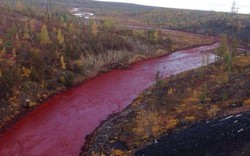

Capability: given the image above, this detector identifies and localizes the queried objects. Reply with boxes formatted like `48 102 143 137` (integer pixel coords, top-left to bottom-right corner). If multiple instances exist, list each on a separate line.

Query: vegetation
82 55 250 155
0 1 213 130
1 0 249 45
39 0 250 46
0 0 249 155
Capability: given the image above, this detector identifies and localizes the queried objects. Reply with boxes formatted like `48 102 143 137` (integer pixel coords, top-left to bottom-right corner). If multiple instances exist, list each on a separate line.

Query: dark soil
136 112 250 156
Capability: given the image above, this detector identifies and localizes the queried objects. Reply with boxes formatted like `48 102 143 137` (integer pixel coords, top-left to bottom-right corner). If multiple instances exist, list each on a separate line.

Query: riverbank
0 0 223 139
0 23 214 133
81 54 250 155
0 43 218 155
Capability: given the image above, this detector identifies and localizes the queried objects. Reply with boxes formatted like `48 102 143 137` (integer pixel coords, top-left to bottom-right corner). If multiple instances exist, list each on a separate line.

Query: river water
0 43 218 156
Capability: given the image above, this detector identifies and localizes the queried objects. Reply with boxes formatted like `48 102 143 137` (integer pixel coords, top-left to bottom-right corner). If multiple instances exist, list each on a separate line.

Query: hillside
81 54 250 155
1 0 250 45
0 3 214 131
70 0 250 45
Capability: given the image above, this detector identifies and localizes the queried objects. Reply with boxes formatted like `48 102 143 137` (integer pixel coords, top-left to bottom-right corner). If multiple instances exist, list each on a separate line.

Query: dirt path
0 44 218 156
136 112 250 156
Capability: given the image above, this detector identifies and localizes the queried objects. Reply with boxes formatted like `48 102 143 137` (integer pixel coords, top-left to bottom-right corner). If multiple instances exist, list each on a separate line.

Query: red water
0 43 218 156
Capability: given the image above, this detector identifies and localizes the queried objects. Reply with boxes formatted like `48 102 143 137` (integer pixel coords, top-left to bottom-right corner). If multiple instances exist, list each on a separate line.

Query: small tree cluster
147 29 158 42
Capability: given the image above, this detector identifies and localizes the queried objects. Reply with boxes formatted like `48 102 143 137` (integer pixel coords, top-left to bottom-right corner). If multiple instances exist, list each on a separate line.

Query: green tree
102 19 113 29
217 35 237 82
216 35 229 61
152 30 158 42
227 37 238 81
231 37 238 59
147 29 158 42
0 64 21 98
7 24 17 39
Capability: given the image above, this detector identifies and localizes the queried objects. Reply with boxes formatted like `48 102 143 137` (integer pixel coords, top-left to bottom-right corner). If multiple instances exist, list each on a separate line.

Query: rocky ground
81 55 250 156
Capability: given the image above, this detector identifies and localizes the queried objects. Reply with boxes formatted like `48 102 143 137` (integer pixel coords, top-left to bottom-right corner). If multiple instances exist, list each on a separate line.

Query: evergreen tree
227 37 238 82
216 35 229 61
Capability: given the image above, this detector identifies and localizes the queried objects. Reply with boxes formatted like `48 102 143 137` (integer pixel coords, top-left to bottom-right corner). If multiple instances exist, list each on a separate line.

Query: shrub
199 83 207 102
115 29 133 37
0 63 21 98
243 99 250 105
207 105 220 118
64 72 74 87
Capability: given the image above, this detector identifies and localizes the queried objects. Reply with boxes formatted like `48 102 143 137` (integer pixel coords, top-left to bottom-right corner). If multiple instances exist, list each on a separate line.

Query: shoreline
80 53 249 155
80 43 219 155
0 42 216 134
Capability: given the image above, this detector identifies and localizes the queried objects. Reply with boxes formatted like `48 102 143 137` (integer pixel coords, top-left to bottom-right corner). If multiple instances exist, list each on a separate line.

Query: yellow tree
39 24 51 44
2 47 6 54
59 55 66 69
22 67 31 78
15 34 21 49
133 110 162 138
153 30 158 42
30 19 36 33
16 0 24 11
90 20 98 37
68 23 74 32
57 29 64 44
147 29 158 42
23 22 30 39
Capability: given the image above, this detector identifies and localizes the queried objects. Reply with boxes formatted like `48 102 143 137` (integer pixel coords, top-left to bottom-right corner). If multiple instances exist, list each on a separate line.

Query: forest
0 0 249 155
0 0 216 130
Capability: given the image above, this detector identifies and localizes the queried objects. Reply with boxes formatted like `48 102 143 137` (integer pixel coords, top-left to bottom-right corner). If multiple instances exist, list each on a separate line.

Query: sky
97 0 250 14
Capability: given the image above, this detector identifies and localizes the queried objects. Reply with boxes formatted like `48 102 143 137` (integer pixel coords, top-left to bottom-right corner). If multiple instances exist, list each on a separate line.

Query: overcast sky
97 0 250 14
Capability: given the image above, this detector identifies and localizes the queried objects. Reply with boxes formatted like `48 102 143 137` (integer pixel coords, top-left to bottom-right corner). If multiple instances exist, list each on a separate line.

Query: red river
0 43 218 156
